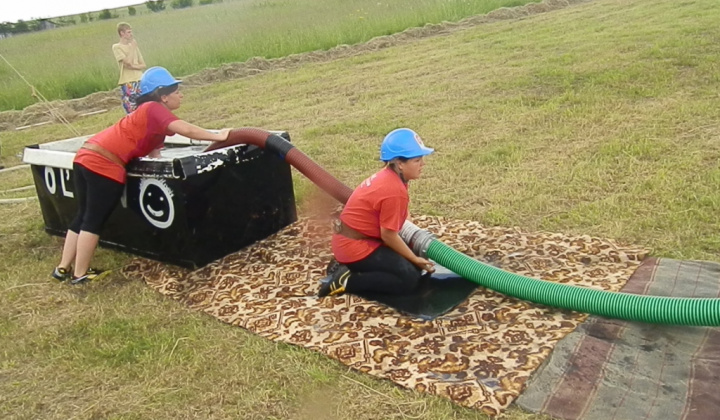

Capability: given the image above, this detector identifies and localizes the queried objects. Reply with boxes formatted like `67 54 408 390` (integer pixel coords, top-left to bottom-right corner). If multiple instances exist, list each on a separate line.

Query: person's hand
217 128 231 141
413 257 435 273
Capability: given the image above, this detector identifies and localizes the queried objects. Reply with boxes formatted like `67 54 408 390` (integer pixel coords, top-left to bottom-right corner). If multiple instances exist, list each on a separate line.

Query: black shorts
68 163 124 235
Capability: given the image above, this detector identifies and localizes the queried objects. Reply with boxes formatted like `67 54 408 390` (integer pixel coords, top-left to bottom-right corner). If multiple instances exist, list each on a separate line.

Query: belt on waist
81 143 125 167
333 219 377 241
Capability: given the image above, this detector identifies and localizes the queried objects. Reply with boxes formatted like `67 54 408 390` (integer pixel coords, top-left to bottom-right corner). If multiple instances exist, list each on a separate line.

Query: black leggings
68 163 124 235
345 246 423 295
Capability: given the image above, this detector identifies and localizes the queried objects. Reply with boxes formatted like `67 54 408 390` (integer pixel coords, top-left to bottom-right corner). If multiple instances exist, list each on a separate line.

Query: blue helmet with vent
380 128 434 162
140 67 181 96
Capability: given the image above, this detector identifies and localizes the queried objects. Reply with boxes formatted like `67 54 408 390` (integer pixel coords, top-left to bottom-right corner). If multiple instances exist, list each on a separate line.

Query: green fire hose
400 223 720 326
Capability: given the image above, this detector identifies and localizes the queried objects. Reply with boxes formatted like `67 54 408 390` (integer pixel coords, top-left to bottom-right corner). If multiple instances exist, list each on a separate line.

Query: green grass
1 0 720 418
0 0 538 111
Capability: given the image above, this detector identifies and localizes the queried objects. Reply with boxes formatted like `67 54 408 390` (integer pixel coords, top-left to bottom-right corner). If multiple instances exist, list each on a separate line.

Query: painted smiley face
138 179 175 229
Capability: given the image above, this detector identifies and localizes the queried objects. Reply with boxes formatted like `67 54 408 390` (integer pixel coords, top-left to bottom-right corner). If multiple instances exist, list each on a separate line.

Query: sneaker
326 258 341 276
87 267 106 276
51 267 71 282
52 267 106 282
318 265 351 297
70 269 110 285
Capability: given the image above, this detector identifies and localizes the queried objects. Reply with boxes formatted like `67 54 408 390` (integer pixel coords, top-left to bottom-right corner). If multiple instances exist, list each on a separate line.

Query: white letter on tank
60 169 74 198
44 167 57 195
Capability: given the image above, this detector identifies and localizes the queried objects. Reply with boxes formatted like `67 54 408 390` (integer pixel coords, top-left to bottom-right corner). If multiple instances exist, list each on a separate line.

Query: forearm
122 46 146 70
121 58 144 71
381 227 434 272
381 230 418 264
180 125 225 142
168 120 227 142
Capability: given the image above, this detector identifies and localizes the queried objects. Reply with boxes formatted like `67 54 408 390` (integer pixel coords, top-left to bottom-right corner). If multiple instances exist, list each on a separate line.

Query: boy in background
112 22 147 113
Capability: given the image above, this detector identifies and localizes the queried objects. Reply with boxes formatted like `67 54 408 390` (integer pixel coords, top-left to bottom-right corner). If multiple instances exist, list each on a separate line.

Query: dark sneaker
70 269 110 285
87 267 106 276
318 265 350 297
51 267 71 282
326 258 341 276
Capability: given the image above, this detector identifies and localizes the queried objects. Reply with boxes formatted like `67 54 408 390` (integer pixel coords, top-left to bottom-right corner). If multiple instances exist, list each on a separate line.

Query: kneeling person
319 128 435 297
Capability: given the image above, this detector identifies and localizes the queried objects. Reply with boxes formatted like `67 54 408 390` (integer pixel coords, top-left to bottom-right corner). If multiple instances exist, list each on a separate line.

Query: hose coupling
399 221 436 258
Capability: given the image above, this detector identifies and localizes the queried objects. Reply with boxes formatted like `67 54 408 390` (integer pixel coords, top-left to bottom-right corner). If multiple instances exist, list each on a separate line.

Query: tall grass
0 0 538 111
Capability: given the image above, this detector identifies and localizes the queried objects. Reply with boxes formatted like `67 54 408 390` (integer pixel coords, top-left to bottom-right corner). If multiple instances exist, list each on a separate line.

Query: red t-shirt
74 101 178 183
331 167 409 263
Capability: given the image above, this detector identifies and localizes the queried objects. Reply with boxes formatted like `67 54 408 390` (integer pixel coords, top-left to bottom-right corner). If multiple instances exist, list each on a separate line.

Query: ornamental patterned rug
121 215 648 416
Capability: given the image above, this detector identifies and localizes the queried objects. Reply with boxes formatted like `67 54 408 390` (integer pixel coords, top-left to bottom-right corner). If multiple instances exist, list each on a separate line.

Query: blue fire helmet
380 128 434 162
140 66 182 96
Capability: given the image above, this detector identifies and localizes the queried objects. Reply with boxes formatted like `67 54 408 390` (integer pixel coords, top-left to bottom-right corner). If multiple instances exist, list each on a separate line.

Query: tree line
0 0 218 38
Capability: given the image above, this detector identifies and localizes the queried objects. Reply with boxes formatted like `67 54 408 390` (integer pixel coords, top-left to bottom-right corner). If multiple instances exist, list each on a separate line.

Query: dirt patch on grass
0 90 120 132
0 0 588 132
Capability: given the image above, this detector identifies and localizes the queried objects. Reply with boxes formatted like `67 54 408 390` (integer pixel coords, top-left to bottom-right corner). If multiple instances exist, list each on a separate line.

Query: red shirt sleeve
145 102 179 136
378 196 408 232
132 102 179 157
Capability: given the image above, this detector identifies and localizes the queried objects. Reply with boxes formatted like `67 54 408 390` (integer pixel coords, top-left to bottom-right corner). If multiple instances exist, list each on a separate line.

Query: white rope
0 53 81 137
0 197 36 204
0 164 30 173
1 185 33 193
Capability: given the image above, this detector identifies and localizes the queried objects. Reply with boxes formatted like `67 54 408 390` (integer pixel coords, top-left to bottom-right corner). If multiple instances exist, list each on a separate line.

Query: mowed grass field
0 0 536 111
1 0 720 419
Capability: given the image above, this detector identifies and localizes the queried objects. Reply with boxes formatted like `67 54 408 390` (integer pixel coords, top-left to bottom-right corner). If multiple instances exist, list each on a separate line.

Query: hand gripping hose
208 128 720 326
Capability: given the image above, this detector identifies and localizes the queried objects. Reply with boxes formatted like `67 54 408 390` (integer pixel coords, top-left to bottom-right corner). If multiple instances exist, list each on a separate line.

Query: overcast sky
1 0 142 23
